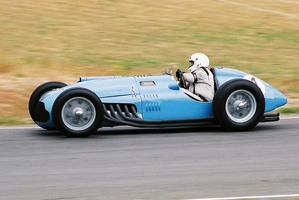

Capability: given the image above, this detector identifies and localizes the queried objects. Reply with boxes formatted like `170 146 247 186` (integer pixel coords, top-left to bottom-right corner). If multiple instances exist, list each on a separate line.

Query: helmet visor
189 61 194 67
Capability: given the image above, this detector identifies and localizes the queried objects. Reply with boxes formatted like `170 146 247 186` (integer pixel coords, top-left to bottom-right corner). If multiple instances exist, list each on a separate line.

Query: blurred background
0 0 298 124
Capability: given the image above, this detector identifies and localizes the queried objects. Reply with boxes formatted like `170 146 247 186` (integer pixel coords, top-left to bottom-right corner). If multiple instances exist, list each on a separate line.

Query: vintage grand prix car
29 67 287 137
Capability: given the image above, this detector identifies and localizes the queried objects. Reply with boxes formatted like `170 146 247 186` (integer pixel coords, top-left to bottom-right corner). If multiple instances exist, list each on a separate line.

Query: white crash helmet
188 53 210 73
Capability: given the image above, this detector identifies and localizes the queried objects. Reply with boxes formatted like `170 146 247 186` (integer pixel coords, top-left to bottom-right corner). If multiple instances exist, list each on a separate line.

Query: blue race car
29 67 287 137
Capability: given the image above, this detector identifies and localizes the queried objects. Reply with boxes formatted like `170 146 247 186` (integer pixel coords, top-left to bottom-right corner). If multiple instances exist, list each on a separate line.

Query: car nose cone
273 88 287 107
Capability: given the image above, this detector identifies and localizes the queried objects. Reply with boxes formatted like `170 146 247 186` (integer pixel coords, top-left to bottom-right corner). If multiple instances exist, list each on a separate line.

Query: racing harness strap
191 67 210 101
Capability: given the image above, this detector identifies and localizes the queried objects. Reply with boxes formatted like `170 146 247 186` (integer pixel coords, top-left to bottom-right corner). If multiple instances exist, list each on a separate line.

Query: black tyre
52 88 104 137
212 79 265 131
29 81 67 122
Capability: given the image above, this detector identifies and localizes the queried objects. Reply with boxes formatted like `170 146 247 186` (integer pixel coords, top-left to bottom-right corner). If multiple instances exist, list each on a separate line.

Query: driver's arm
183 73 195 83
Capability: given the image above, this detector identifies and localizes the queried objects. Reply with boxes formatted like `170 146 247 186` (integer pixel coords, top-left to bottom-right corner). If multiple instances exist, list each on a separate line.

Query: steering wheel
176 69 187 89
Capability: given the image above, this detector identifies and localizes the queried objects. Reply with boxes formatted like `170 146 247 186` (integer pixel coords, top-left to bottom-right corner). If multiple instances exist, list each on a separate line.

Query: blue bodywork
36 67 287 130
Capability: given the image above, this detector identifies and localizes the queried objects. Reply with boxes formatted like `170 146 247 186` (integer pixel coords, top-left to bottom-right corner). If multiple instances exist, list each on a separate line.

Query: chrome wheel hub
61 97 96 131
226 90 257 123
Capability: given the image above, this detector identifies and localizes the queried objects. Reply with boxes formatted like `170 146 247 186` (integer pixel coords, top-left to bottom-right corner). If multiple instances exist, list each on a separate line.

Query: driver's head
188 53 209 73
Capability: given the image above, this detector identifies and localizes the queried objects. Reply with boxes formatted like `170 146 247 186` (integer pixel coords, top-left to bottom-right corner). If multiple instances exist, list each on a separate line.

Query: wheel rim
225 89 257 123
61 97 96 131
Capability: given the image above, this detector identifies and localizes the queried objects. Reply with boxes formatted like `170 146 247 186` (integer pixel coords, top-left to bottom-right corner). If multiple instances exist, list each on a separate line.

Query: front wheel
52 88 104 137
212 79 265 131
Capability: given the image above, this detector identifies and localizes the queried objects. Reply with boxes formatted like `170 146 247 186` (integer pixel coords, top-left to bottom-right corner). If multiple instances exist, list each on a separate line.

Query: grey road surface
0 117 299 200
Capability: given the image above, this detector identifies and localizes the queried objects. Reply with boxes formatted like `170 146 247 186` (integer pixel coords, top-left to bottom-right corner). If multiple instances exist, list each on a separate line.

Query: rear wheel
52 88 104 137
29 81 67 123
212 79 265 131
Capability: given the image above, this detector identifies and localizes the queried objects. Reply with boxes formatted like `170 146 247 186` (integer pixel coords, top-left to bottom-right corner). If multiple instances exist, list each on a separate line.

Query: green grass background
0 0 298 124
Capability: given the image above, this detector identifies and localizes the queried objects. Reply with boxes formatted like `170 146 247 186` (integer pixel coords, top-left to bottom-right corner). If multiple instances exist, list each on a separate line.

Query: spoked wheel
52 88 104 137
212 79 265 131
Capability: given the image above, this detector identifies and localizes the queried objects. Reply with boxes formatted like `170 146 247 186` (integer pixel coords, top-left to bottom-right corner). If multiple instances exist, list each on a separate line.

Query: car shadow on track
31 123 279 138
31 125 224 138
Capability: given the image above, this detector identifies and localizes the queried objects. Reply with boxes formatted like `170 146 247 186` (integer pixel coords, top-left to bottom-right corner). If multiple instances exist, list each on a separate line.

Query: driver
177 53 214 101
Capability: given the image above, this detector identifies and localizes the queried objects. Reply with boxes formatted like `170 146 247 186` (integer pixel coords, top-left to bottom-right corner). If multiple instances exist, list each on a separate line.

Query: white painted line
218 0 299 20
183 194 299 200
280 115 299 120
0 125 40 130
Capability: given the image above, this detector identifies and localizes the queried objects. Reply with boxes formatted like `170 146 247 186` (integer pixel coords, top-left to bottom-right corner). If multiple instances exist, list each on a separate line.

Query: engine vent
103 103 140 121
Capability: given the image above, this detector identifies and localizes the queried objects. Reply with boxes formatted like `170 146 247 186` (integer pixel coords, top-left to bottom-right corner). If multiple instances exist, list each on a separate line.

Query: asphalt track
0 116 299 200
